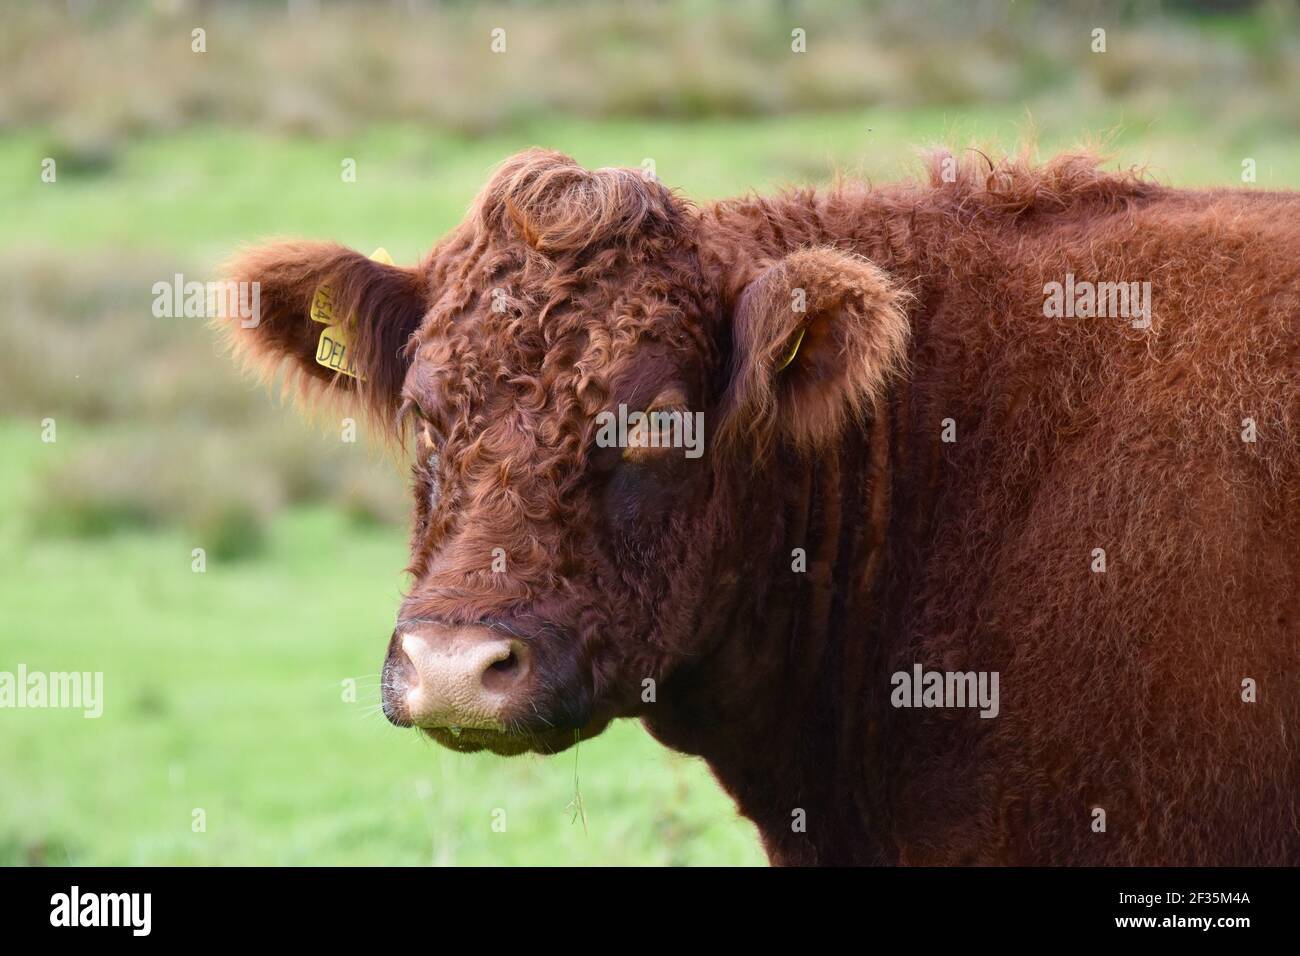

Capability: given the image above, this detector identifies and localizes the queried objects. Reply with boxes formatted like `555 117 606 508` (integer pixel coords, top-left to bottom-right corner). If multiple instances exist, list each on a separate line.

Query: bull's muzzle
381 622 530 731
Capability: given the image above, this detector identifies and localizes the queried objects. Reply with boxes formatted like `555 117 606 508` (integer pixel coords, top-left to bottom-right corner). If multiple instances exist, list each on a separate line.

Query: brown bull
221 149 1299 865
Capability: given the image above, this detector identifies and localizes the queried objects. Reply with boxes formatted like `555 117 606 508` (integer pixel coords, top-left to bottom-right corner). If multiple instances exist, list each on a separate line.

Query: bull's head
221 149 908 756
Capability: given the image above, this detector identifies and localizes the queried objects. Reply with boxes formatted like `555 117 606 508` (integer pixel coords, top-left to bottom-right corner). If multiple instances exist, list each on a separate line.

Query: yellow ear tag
777 327 806 371
315 323 360 379
311 246 393 380
309 285 338 325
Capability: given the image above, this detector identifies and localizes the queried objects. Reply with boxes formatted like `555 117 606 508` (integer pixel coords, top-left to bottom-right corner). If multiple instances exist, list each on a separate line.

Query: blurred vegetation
4 0 1298 141
1 0 1297 865
0 251 407 558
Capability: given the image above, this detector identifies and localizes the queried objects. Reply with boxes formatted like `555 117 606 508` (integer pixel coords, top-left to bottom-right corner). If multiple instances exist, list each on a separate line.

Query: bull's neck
648 188 934 864
644 407 906 864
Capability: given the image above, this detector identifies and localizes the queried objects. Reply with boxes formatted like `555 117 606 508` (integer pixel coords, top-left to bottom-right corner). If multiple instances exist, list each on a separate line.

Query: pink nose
382 623 530 730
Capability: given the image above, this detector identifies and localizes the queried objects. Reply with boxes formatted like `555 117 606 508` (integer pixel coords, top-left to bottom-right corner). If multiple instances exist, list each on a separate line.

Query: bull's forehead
407 325 704 465
405 230 713 445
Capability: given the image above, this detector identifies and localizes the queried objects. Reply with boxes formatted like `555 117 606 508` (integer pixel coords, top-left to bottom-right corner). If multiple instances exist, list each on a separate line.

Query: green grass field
2 102 1296 865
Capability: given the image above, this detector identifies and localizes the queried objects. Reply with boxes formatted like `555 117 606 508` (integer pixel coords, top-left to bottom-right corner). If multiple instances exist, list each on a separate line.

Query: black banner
0 866 1282 940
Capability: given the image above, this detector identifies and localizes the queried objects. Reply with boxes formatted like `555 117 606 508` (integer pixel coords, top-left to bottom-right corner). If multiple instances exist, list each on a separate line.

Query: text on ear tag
316 323 360 379
310 246 391 380
310 285 338 325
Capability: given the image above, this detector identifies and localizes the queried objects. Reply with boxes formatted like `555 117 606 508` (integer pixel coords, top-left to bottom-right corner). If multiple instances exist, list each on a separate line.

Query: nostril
391 646 419 687
481 642 528 693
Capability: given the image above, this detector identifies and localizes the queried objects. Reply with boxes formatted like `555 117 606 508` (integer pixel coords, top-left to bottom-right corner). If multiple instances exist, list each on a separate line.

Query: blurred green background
2 0 1297 865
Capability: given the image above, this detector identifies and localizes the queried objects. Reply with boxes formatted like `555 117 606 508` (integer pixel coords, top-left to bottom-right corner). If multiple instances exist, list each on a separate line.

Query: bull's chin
420 718 610 756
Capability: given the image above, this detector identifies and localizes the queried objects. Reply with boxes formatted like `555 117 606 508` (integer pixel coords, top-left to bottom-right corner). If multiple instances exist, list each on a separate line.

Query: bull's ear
217 240 427 425
716 248 910 459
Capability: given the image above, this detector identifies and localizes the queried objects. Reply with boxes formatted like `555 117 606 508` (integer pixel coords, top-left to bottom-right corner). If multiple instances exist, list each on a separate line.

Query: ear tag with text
309 285 338 325
310 247 393 380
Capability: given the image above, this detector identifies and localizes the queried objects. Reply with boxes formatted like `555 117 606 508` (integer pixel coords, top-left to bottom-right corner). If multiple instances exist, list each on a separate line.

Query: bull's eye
623 403 690 461
621 387 695 466
404 398 444 446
